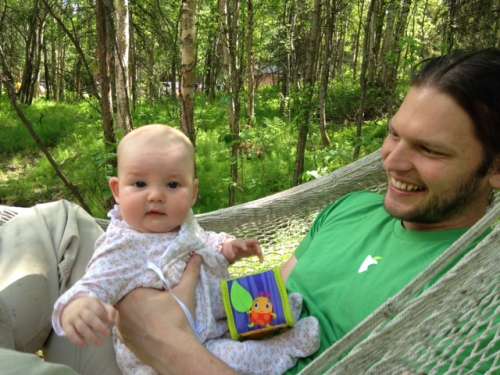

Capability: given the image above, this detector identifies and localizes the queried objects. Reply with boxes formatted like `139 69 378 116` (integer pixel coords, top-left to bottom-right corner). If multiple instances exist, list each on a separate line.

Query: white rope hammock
1 150 498 374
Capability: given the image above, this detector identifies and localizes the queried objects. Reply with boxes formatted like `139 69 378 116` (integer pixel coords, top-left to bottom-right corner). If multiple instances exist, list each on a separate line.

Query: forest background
0 0 499 218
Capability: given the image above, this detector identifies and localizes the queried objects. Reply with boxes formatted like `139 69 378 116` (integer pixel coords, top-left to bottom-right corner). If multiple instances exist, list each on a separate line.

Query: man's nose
382 139 413 172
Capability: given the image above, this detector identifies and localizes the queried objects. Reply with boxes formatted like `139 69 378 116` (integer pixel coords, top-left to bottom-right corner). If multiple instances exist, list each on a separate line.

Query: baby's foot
278 316 321 358
288 292 303 321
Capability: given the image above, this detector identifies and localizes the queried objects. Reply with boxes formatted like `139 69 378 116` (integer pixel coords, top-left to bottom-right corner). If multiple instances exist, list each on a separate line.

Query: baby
52 124 319 375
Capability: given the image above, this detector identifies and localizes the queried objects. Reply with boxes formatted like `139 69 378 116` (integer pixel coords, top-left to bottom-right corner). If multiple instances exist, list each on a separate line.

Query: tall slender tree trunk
352 0 365 81
246 0 255 127
220 0 243 205
379 0 399 85
386 0 412 91
95 0 116 155
318 0 336 147
19 0 45 104
354 0 377 160
293 0 321 185
114 0 133 132
57 45 65 101
129 11 137 112
443 0 458 53
280 0 296 119
204 32 219 100
42 40 51 99
180 0 197 145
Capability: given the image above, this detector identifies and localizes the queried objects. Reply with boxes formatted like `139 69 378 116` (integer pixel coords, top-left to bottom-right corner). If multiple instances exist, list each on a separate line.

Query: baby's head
109 124 198 233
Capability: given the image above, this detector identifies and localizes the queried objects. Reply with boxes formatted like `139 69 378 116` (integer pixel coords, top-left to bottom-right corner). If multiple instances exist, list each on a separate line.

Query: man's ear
109 177 120 203
488 158 500 189
191 178 199 206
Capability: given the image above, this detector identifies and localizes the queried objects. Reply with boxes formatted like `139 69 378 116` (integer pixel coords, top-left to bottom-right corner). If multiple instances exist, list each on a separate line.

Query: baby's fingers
80 306 114 341
74 318 104 346
65 324 86 347
248 239 264 262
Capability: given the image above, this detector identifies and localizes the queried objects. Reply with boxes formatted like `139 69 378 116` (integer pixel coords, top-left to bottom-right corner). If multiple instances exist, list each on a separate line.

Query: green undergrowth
0 88 388 218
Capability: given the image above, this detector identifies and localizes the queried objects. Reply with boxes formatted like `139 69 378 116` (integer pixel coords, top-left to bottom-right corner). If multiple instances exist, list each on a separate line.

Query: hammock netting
1 150 498 374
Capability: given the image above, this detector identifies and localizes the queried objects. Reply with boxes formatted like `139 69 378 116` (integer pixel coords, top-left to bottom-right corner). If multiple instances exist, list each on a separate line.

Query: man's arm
116 256 236 375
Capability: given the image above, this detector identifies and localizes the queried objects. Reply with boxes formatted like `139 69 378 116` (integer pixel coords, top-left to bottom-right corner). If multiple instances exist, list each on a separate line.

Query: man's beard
385 163 490 224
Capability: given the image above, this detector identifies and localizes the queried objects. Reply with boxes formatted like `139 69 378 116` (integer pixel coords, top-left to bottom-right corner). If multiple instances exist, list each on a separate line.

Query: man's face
381 86 493 231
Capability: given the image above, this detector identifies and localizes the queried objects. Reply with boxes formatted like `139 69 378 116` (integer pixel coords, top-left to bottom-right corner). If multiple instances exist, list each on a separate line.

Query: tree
95 0 116 156
18 0 46 104
180 0 197 145
293 0 321 185
113 0 133 132
220 0 244 205
246 0 255 127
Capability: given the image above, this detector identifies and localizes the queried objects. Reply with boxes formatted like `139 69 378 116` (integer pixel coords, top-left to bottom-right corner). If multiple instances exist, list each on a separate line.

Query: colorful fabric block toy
221 268 295 340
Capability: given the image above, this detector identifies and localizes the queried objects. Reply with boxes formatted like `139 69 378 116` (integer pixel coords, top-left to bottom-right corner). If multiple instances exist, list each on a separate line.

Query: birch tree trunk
180 0 197 145
246 0 255 127
114 0 133 132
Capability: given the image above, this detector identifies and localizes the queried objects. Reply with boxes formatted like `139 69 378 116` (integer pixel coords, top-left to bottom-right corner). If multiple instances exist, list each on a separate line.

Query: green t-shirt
286 192 477 374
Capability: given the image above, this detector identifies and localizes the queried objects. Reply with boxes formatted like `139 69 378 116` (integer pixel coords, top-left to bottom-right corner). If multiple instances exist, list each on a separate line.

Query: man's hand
117 255 236 375
221 239 263 264
61 296 117 347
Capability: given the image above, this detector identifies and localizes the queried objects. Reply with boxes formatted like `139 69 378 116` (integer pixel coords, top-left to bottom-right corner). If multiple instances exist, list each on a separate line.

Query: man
116 48 500 374
0 48 498 374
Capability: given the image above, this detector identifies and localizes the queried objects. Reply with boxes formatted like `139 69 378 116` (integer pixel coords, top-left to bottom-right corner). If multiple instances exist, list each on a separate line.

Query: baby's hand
221 239 263 264
61 296 117 347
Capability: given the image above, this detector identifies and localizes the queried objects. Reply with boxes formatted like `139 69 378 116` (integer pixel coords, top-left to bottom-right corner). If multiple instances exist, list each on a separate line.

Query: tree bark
180 0 197 146
352 0 365 81
19 0 46 104
318 0 337 148
95 0 116 156
114 0 133 132
220 0 243 206
246 0 255 127
354 0 377 160
293 0 321 185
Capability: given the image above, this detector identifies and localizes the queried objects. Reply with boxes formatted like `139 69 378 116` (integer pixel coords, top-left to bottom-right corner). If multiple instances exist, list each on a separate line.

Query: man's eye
167 181 179 189
134 181 146 188
421 146 441 156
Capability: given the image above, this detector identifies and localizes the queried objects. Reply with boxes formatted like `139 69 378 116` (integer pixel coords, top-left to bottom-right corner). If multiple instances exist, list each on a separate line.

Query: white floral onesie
53 206 320 375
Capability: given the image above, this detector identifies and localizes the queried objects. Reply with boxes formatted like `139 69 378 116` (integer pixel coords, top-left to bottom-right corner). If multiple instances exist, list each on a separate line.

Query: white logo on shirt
358 255 382 273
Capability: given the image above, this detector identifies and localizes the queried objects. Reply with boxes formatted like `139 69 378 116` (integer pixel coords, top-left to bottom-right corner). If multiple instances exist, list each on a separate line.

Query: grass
0 87 388 218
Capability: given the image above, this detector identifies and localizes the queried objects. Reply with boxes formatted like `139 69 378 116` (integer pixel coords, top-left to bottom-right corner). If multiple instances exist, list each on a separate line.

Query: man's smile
390 177 426 193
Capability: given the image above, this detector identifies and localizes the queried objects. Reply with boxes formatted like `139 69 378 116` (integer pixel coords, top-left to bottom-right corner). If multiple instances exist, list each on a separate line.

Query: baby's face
112 142 197 233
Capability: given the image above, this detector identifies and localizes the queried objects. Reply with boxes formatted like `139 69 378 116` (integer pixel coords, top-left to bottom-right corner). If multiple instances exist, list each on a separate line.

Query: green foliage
0 87 389 217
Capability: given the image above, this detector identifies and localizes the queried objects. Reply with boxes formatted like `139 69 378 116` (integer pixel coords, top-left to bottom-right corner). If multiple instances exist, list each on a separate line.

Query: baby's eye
167 181 179 189
134 181 146 188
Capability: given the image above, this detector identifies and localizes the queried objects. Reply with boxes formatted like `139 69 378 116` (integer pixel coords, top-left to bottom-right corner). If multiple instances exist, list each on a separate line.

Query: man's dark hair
411 48 500 172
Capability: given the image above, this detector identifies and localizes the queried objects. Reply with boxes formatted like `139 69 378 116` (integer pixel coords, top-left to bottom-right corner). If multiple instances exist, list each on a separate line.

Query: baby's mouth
147 210 165 215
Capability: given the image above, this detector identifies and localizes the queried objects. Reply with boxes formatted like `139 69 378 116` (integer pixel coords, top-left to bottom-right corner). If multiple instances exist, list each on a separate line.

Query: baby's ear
191 178 199 206
109 177 120 203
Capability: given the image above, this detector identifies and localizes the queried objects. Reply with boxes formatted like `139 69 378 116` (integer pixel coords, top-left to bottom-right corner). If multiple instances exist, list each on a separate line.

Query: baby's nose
148 187 165 202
